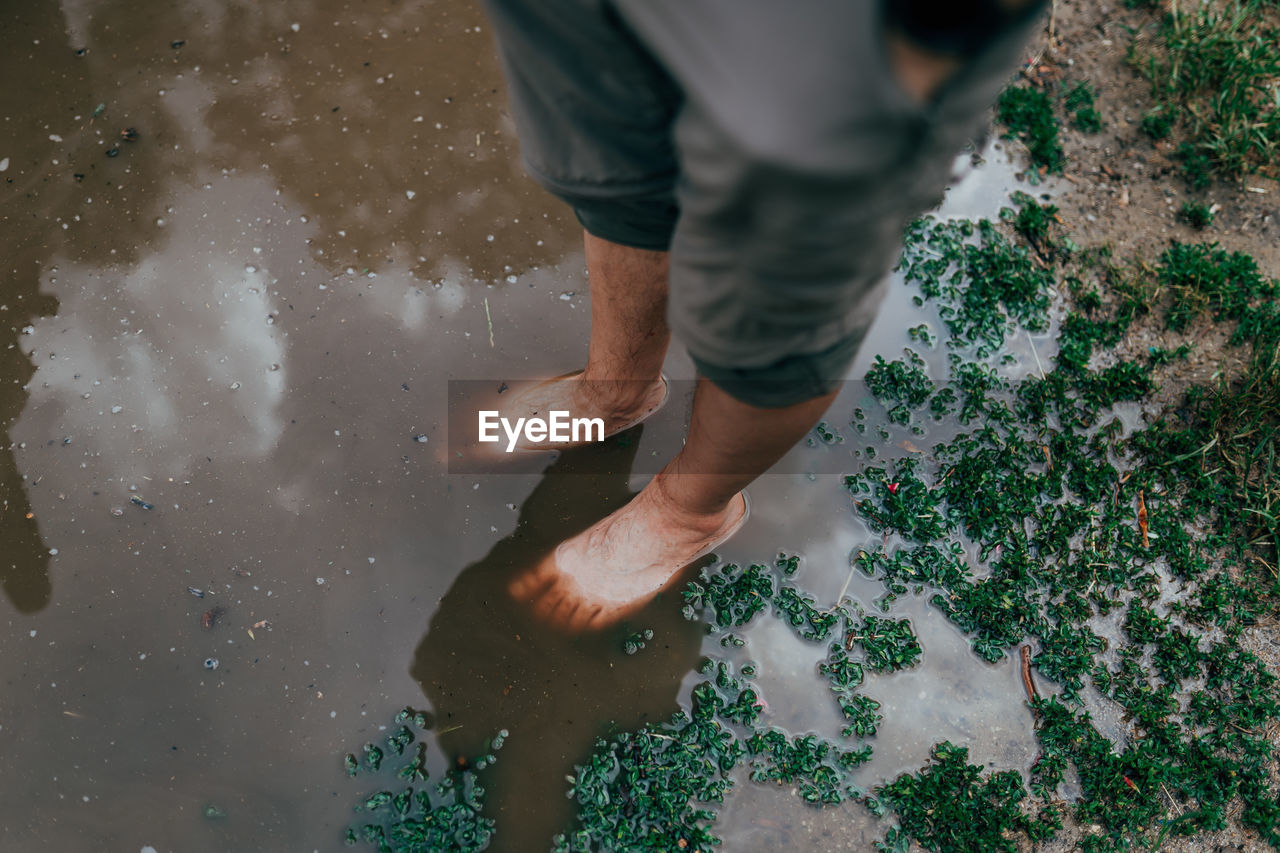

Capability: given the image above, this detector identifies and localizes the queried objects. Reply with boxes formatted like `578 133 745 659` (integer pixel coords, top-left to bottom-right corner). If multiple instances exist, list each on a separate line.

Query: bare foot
509 484 749 631
493 371 667 452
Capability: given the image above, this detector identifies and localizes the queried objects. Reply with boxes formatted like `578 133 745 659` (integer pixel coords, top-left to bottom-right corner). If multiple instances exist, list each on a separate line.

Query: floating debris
129 495 154 510
170 39 185 49
188 586 204 598
1137 489 1149 548
622 628 654 655
203 658 219 670
1019 645 1040 703
202 804 226 820
105 147 119 158
413 434 428 444
120 127 138 142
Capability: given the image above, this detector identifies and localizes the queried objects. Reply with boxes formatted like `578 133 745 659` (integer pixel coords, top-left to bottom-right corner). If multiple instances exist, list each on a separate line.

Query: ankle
572 373 661 418
647 473 737 525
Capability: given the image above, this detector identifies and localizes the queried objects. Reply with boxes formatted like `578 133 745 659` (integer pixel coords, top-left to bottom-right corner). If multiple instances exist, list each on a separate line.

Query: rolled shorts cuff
690 330 864 409
570 191 679 252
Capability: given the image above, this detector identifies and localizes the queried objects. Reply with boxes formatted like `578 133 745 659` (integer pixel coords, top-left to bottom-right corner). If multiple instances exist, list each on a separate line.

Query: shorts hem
522 154 677 204
690 331 863 409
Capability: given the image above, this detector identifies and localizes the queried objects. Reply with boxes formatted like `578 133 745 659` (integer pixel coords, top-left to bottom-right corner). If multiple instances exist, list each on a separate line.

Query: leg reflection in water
412 430 713 850
0 453 51 614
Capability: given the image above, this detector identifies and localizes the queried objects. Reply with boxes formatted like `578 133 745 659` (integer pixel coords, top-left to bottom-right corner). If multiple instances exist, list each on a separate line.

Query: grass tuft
997 86 1067 173
1138 0 1280 182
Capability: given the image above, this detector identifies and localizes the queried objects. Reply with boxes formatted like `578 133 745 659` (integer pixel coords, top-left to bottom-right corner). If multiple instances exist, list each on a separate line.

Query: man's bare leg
511 380 838 630
496 233 670 446
581 231 670 387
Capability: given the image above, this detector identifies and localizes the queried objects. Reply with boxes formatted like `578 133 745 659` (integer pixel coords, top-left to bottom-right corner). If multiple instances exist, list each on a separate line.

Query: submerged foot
509 484 749 631
493 372 667 452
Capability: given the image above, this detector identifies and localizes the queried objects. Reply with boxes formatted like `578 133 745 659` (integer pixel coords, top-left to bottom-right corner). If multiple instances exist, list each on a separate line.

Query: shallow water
2 1 1062 849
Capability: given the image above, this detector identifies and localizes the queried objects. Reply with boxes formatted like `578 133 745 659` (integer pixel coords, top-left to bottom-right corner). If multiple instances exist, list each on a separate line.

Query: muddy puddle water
3 2 1060 849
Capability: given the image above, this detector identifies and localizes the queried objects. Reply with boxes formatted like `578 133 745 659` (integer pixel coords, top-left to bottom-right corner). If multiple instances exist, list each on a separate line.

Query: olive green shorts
481 0 1039 407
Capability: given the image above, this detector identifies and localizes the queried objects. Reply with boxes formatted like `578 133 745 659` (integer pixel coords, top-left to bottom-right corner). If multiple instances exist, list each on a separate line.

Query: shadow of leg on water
0 284 57 614
0 445 51 613
411 428 707 851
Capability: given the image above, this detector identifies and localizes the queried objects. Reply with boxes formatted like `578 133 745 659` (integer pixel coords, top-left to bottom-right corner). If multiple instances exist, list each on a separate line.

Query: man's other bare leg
512 379 837 629
507 232 670 435
581 231 670 387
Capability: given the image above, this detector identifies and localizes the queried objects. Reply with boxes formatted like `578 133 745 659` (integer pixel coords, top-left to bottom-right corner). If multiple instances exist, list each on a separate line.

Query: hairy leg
511 379 837 630
581 230 670 386
492 232 670 449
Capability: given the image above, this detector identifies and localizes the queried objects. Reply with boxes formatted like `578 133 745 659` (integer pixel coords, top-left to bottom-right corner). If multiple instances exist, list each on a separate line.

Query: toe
532 583 567 621
575 604 606 631
545 589 583 624
581 604 619 632
508 557 555 601
508 573 536 600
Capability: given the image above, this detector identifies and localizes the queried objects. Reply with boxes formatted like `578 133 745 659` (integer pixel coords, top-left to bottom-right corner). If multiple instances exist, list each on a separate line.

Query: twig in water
1138 490 1149 548
1020 645 1041 703
1028 329 1047 380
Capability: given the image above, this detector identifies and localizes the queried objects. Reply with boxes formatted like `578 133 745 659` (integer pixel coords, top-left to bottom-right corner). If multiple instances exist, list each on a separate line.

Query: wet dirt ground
3 2 1076 851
